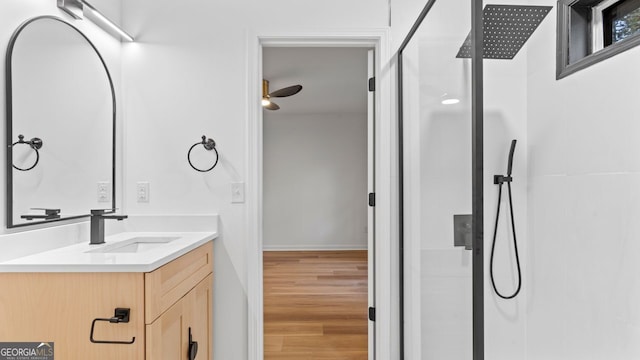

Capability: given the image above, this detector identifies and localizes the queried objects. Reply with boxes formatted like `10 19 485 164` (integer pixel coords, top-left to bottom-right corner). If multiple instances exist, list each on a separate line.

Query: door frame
245 29 396 360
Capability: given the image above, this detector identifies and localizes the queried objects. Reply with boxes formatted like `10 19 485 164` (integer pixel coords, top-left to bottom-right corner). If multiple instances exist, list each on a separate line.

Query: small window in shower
602 0 640 45
557 0 640 78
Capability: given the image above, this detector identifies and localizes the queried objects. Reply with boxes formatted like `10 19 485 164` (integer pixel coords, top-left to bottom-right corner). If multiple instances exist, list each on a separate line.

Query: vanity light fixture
57 0 83 19
57 0 134 41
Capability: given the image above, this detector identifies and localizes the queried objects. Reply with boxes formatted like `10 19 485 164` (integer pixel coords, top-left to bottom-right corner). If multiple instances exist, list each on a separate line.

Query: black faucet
90 209 128 245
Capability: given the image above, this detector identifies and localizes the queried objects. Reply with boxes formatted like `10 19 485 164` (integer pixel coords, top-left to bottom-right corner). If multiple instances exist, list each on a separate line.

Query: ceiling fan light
261 98 271 107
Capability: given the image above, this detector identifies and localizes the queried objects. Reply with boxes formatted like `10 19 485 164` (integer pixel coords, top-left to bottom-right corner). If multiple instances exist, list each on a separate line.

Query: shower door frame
396 0 484 359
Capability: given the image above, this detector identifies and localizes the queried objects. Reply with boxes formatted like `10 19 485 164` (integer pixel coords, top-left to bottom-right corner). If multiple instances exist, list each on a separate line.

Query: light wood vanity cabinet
0 241 213 360
145 243 212 360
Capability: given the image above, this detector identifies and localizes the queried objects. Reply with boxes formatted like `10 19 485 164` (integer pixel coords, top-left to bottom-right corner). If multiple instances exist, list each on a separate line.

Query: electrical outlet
97 181 110 203
136 182 150 203
231 182 245 203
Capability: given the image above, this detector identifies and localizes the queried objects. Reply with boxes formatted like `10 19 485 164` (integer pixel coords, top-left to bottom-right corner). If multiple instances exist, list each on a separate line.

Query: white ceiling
262 47 370 115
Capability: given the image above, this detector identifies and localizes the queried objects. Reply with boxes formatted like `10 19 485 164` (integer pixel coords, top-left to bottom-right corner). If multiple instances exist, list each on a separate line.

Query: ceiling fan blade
264 101 280 110
269 85 302 98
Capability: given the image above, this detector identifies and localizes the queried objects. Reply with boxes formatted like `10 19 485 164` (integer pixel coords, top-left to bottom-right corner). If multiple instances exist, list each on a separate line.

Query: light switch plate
136 182 150 203
231 182 245 203
97 181 110 203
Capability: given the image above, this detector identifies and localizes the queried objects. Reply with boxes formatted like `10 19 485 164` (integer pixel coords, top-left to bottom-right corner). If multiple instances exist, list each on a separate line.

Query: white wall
120 1 389 359
390 0 431 52
526 1 640 359
263 113 368 250
0 1 122 238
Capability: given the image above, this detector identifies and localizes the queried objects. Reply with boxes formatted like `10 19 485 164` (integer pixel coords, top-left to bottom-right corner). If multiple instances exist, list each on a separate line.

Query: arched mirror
6 16 115 228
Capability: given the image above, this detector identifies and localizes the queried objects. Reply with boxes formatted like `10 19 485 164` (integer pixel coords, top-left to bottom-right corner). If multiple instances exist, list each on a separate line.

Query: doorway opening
261 46 374 360
247 31 395 360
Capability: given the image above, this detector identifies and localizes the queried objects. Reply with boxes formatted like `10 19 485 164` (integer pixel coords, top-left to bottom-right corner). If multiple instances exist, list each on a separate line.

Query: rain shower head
456 4 552 60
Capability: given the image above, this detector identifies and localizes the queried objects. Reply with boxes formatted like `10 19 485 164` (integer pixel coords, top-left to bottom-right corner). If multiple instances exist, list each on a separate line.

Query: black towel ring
12 134 43 172
188 135 219 172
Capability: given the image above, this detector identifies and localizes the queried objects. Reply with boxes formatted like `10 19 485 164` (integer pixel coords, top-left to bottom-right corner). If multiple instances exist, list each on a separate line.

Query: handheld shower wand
507 139 516 178
490 139 522 299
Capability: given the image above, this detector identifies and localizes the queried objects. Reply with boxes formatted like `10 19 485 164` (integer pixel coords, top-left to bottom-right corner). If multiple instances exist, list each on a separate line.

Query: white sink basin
86 236 180 254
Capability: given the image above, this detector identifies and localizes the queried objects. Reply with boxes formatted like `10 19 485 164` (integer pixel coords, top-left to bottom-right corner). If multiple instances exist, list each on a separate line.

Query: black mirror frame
5 15 116 228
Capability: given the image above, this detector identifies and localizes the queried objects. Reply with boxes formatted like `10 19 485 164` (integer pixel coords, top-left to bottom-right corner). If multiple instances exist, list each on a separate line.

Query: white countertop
0 231 217 273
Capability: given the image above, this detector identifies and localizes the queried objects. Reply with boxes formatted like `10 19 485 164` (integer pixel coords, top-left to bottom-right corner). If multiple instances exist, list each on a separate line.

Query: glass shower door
400 0 477 358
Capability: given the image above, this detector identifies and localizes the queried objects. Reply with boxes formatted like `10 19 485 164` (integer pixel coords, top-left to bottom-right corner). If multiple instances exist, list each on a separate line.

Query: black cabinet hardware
188 327 198 360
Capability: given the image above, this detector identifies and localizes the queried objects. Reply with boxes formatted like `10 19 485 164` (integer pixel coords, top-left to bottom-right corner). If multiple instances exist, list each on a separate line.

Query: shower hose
490 140 522 299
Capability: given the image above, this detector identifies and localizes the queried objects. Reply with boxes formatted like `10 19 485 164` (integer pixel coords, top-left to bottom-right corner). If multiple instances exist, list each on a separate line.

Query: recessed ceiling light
441 98 460 105
441 92 460 105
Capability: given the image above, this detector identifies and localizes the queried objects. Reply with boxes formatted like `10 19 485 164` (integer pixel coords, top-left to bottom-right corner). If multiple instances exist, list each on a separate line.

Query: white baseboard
263 244 367 251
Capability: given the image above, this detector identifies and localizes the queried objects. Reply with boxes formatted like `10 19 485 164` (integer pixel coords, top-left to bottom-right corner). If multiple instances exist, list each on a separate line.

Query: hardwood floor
263 251 368 360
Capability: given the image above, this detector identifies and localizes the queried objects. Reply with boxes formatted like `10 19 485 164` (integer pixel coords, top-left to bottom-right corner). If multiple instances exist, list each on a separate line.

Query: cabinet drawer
145 242 213 323
0 272 145 360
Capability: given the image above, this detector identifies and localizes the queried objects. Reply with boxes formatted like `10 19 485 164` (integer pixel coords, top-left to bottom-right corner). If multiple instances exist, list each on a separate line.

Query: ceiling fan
261 80 302 111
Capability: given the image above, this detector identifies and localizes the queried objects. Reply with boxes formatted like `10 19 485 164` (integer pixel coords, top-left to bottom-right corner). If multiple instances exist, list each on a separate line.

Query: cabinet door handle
188 327 198 360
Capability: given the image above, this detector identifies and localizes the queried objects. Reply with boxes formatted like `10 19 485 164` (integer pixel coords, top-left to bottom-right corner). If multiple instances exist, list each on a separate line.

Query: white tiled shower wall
526 0 640 359
396 0 640 355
